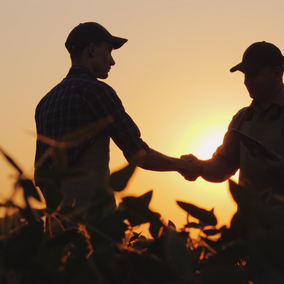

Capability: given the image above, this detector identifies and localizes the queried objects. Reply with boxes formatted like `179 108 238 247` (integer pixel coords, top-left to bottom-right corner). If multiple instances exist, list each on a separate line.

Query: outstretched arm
136 148 203 179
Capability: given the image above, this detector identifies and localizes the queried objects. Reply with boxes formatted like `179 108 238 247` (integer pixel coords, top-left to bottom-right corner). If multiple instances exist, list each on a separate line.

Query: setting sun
179 118 239 191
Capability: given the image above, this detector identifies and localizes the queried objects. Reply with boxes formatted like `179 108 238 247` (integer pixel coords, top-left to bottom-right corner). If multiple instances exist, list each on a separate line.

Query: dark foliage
1 123 284 283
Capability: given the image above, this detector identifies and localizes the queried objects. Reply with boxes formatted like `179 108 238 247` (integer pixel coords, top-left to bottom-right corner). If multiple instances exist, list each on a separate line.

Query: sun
179 117 239 191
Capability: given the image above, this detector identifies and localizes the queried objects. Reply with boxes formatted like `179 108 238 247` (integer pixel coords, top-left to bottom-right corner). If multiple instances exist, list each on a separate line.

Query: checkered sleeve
83 82 149 159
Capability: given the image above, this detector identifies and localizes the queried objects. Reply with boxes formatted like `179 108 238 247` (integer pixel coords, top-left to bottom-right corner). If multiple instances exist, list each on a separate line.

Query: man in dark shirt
35 22 201 208
182 41 284 204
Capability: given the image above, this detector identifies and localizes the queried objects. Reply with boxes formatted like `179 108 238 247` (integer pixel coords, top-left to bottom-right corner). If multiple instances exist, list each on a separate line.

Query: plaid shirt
35 65 149 172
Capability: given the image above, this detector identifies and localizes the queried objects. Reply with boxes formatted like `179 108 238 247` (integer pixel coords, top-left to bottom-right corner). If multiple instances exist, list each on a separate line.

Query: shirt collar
67 65 97 79
250 84 284 112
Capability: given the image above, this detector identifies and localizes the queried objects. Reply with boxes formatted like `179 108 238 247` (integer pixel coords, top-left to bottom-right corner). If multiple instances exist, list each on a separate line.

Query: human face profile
244 66 277 108
91 41 115 79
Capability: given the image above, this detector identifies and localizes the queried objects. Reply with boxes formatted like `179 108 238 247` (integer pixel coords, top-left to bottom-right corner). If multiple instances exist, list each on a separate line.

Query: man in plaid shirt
34 22 201 208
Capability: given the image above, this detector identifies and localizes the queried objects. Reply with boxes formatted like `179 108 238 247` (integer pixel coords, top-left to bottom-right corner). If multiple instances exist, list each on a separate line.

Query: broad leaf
149 213 163 239
168 220 176 229
229 179 257 211
177 201 217 226
109 152 143 192
122 196 164 227
137 190 153 206
129 231 142 242
89 210 128 245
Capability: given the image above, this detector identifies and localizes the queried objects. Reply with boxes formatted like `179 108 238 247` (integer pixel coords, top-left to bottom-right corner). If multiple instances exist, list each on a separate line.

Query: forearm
199 158 234 182
139 148 195 173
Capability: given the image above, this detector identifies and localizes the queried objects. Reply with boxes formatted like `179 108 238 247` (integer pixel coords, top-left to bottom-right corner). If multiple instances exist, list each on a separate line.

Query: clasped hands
179 154 203 181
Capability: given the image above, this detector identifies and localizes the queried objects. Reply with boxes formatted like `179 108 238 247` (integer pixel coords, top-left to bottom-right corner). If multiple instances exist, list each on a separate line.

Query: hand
254 149 284 177
179 154 203 181
180 154 198 162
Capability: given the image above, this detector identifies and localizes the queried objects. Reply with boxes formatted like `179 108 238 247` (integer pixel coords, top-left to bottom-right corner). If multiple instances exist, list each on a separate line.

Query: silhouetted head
230 41 284 74
65 22 127 57
231 42 284 109
65 22 128 79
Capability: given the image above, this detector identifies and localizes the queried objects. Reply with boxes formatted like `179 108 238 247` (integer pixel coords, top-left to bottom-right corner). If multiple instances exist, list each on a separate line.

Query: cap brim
230 62 264 73
110 37 128 49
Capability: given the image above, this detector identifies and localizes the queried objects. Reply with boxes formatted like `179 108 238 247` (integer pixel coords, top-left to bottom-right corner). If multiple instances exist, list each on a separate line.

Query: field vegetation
0 120 284 283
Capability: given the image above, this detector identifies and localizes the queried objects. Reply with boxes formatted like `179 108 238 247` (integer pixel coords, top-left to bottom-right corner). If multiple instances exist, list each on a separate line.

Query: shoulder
40 73 117 101
227 106 252 130
78 79 121 108
232 106 250 119
90 80 116 95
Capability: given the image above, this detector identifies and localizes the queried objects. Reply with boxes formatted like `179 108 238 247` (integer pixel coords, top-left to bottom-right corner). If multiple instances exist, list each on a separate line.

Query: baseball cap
65 22 128 53
230 41 284 73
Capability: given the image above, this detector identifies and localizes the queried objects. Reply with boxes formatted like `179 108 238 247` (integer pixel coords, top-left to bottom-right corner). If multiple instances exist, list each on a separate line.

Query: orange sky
1 0 284 231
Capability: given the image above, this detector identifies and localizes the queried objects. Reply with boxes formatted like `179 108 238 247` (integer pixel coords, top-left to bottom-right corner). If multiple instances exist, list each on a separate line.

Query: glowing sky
1 0 284 231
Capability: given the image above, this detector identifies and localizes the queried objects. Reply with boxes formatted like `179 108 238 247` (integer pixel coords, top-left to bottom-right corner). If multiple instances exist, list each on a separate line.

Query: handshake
178 154 203 181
